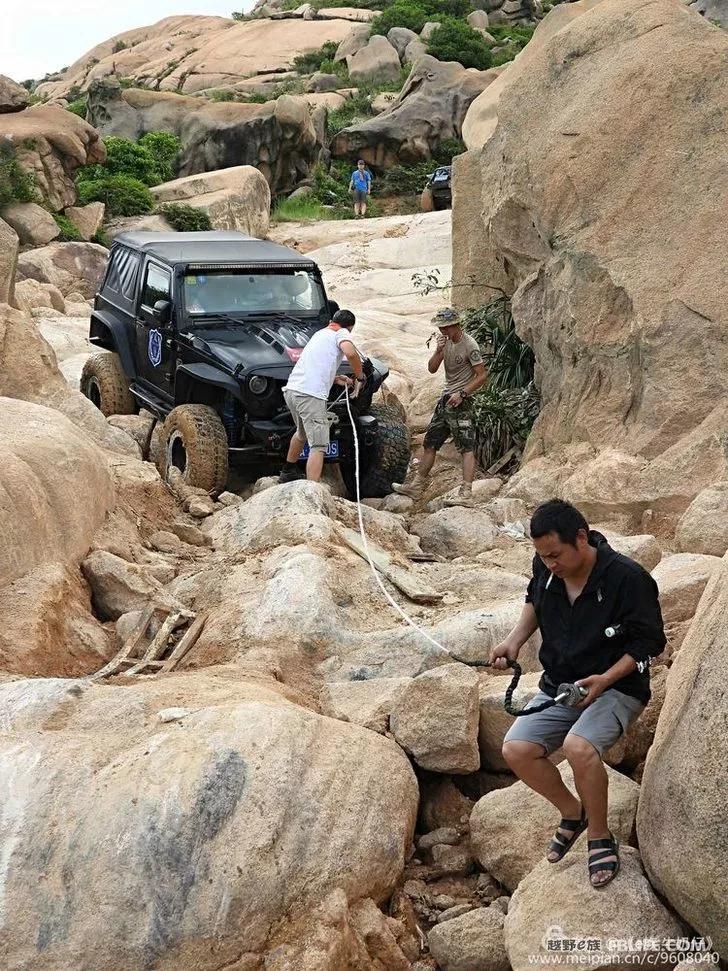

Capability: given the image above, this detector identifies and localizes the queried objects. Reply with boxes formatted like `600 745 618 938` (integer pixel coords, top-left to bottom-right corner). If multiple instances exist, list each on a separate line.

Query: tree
426 17 493 70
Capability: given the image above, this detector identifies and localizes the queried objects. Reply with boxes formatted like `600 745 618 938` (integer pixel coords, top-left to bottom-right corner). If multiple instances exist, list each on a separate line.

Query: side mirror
328 299 340 316
152 299 172 325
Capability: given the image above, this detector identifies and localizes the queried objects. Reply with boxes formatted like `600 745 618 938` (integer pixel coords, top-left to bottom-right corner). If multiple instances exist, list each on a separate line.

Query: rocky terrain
1 0 728 968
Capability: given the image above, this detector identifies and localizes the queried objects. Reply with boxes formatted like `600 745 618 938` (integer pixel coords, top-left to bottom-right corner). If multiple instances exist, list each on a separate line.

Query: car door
136 260 174 400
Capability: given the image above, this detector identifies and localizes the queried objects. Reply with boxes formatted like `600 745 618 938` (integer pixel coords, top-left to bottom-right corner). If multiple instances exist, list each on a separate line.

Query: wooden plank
123 611 186 676
90 605 155 681
160 615 206 673
486 446 519 477
339 527 444 605
406 551 445 563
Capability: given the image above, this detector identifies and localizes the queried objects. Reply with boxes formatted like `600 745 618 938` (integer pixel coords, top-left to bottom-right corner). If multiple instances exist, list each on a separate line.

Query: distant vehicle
421 165 452 212
81 231 410 497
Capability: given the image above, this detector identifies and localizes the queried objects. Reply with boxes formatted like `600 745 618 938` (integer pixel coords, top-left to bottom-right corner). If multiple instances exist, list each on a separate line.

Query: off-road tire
421 187 435 213
80 352 136 417
341 403 411 499
161 404 229 495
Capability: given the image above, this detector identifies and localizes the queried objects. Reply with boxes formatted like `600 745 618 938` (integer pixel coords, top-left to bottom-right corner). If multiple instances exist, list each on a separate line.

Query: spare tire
161 404 229 495
341 403 411 499
80 352 136 417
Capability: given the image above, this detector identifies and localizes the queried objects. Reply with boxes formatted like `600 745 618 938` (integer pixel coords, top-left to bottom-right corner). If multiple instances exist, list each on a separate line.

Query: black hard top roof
113 231 316 267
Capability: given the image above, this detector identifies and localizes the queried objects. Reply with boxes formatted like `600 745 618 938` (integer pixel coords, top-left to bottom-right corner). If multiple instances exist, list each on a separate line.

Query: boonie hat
432 307 461 328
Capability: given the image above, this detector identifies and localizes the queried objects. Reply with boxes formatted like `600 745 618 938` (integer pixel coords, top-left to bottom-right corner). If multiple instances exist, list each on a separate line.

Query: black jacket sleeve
619 568 667 665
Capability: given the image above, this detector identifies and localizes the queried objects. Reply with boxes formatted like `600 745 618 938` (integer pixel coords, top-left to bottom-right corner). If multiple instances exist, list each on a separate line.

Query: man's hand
446 390 464 408
489 639 520 670
435 333 447 350
573 673 609 709
335 375 354 388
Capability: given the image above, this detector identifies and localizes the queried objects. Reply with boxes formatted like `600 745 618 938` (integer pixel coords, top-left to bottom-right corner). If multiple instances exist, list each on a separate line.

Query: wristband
459 390 468 399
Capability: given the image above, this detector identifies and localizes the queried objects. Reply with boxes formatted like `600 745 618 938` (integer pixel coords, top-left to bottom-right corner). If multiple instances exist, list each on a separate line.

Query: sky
2 0 254 83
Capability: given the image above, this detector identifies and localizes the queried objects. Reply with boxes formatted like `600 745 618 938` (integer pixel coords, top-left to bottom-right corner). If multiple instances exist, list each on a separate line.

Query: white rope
343 386 454 659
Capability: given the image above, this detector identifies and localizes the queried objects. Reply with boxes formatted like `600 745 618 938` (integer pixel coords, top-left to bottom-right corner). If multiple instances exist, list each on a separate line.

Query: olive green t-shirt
443 334 484 392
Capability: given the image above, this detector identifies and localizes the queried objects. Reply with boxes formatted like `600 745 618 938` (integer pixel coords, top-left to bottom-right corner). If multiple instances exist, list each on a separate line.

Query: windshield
183 270 326 317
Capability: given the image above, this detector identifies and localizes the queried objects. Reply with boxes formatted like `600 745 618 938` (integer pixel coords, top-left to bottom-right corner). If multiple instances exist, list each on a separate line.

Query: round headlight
249 375 269 395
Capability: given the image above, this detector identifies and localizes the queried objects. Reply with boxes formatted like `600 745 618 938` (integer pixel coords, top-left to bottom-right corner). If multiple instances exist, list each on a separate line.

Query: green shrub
381 161 432 195
272 196 333 223
138 131 181 182
488 23 536 66
319 58 349 81
432 137 466 164
101 136 162 185
370 2 429 36
0 146 39 207
66 98 87 119
112 40 127 53
292 41 339 75
157 203 212 232
427 18 492 70
53 213 83 242
91 228 111 248
240 92 268 104
209 88 236 101
77 174 154 216
463 296 540 470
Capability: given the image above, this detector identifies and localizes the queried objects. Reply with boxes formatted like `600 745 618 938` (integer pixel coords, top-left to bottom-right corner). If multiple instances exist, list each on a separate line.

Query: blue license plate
300 441 339 460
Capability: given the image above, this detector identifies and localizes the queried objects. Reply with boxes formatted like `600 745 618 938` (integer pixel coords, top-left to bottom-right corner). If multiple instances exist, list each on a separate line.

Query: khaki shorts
283 389 330 452
503 688 645 756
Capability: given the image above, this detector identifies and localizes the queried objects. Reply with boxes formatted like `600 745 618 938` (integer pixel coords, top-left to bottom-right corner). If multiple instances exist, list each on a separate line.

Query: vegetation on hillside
74 132 181 217
52 213 83 241
463 296 540 470
426 18 492 70
157 203 213 232
0 145 39 208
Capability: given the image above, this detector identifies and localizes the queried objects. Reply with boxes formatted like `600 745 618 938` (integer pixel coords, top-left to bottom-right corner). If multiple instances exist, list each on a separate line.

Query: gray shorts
503 688 645 756
353 189 368 204
283 389 330 452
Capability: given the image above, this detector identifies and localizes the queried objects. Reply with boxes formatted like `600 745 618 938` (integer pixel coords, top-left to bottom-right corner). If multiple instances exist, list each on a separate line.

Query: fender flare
174 363 240 406
89 311 137 379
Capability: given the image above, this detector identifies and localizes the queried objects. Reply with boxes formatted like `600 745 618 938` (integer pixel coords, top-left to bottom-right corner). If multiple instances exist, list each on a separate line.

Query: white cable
344 386 454 659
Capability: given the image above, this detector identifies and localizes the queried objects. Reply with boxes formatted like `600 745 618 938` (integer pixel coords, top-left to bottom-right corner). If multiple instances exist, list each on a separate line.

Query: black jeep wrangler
421 166 452 212
82 231 410 497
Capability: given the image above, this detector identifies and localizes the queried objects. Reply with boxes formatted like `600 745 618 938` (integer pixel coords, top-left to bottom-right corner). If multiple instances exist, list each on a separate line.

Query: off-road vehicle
81 230 410 497
421 166 452 212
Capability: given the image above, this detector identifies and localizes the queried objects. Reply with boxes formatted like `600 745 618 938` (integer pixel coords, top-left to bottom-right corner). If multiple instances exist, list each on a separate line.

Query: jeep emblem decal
148 328 163 367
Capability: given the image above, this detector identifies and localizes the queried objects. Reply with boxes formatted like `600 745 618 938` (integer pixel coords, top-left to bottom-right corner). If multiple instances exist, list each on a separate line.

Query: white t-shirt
285 326 355 400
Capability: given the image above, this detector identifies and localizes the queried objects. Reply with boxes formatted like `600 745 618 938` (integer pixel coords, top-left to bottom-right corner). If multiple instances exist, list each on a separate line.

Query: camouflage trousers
423 395 475 454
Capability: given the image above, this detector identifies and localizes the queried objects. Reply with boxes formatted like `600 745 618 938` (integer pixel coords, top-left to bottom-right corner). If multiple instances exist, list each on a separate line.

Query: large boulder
151 165 271 237
1 201 60 247
470 761 639 890
651 552 722 624
35 15 358 100
333 55 497 167
320 677 411 734
387 26 418 60
0 398 114 676
454 0 728 530
390 663 481 773
0 218 19 304
428 907 509 971
86 80 321 195
638 553 728 956
674 482 728 556
16 240 108 298
1 104 106 211
688 0 728 27
65 201 105 241
0 671 419 968
505 850 686 971
335 22 372 61
0 74 30 112
347 35 402 85
14 279 66 313
478 671 542 770
411 506 502 558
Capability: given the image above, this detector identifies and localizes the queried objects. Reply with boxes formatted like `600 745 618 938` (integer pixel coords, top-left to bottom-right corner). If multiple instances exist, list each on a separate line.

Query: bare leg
462 450 476 485
418 446 437 477
563 735 615 886
286 433 305 464
306 450 325 482
362 201 367 217
503 740 583 861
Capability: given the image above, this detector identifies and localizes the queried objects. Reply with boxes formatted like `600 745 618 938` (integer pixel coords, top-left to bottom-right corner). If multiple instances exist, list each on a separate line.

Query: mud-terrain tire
80 352 135 417
161 404 229 495
341 403 411 499
421 187 435 213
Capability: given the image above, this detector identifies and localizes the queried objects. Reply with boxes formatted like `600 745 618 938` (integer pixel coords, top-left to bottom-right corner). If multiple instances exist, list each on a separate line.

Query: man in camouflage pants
393 307 487 506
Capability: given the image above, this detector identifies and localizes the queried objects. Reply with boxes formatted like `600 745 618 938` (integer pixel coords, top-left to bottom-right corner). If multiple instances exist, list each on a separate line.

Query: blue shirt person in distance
348 159 372 218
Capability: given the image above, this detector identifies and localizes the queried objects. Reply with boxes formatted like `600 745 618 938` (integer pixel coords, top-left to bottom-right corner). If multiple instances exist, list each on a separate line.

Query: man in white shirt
279 309 366 483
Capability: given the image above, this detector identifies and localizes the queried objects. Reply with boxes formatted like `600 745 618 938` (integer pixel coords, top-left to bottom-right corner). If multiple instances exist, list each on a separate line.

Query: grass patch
157 203 212 231
0 145 40 207
53 213 83 241
272 196 338 223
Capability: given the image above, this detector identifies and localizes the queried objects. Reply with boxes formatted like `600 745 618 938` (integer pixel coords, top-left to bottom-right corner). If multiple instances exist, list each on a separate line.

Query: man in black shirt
489 499 665 888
